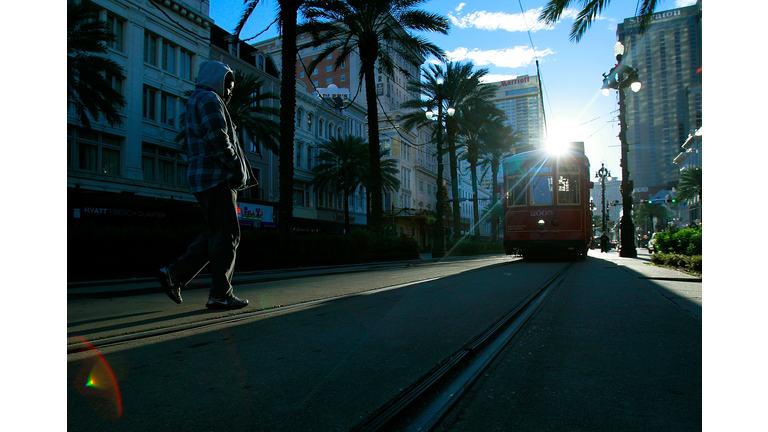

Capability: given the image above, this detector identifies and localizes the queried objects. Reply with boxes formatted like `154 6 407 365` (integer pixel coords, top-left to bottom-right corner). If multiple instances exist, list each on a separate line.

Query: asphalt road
66 251 702 431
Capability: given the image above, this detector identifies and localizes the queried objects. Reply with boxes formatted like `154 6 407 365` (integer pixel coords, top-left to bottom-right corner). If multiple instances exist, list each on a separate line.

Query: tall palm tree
67 0 126 129
235 0 306 233
311 135 369 232
175 70 281 155
457 98 506 240
634 202 670 233
401 65 452 248
299 0 449 232
674 167 702 207
440 61 497 241
539 0 662 42
477 123 519 238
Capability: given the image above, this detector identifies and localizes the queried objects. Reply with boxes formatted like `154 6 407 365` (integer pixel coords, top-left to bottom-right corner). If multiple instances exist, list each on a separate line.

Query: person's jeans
168 182 240 300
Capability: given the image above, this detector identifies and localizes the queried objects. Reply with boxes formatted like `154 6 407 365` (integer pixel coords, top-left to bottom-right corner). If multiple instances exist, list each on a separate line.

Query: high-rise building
486 75 546 153
617 0 702 191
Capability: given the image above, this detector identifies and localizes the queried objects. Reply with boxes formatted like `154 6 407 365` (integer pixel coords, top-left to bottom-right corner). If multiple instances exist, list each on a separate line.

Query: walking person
156 61 255 310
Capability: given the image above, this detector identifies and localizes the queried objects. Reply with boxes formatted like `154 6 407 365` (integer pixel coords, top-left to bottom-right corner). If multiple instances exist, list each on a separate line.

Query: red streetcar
502 143 594 260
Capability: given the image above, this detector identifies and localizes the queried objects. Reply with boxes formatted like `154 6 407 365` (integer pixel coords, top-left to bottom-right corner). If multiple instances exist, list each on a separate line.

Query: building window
326 77 333 85
296 108 303 128
257 55 264 71
162 41 176 74
295 143 302 168
313 68 318 75
106 73 124 113
105 13 124 52
144 32 158 66
307 113 313 131
143 86 157 121
142 144 188 185
300 71 305 78
68 126 122 175
180 49 193 80
341 74 346 82
318 119 324 137
341 61 346 69
326 65 333 72
160 92 176 126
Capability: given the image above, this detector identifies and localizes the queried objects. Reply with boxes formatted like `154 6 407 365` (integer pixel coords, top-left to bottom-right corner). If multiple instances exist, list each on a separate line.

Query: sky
208 0 699 180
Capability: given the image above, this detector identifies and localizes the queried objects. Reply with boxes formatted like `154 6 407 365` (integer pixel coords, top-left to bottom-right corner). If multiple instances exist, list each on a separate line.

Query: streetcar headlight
537 219 546 228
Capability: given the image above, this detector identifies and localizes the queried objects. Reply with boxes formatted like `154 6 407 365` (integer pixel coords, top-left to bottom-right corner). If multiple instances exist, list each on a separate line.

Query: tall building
617 0 702 191
68 0 213 227
486 75 546 152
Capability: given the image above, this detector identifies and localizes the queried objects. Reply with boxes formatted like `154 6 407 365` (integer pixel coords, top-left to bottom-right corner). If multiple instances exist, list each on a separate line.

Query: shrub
653 226 701 256
68 222 420 282
651 252 702 274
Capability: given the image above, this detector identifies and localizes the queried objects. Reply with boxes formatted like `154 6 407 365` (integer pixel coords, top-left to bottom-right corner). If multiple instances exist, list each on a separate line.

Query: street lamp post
426 80 455 258
601 41 641 258
595 163 611 235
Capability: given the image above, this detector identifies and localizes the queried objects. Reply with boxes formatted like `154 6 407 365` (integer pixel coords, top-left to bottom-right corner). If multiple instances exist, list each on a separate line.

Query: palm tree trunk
344 190 351 234
491 161 500 239
447 130 461 241
470 159 480 240
277 3 299 233
362 60 383 233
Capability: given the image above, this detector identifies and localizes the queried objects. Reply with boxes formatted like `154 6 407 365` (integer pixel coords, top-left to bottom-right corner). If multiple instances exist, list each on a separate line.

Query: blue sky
209 0 699 178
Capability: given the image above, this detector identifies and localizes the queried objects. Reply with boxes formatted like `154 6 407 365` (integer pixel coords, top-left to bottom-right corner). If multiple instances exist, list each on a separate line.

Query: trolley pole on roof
601 41 641 258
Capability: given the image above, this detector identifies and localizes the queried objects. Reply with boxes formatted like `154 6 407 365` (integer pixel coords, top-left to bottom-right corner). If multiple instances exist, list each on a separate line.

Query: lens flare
73 337 123 419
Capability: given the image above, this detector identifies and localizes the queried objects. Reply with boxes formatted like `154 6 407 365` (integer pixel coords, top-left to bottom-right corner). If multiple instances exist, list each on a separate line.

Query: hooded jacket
185 60 255 194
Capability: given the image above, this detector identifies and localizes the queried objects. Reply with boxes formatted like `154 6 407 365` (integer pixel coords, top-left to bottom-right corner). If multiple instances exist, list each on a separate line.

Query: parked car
647 233 658 254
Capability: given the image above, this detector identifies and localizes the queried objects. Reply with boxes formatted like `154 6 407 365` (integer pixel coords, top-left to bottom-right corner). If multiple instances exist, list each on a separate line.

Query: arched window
307 113 313 131
319 119 324 137
328 122 334 138
296 108 303 128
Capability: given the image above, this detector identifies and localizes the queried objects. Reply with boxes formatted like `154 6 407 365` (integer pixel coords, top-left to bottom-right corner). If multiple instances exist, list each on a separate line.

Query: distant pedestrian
600 234 609 253
156 61 255 310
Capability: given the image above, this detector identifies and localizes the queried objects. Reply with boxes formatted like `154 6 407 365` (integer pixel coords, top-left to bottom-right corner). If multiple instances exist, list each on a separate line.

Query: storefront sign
237 203 274 227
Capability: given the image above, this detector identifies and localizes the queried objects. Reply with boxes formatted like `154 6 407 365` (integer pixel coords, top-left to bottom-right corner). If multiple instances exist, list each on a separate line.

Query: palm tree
539 0 662 42
311 135 369 232
299 0 449 232
235 0 306 233
634 202 670 233
440 62 497 241
458 99 506 240
175 70 281 155
674 167 702 207
477 123 519 238
67 0 126 129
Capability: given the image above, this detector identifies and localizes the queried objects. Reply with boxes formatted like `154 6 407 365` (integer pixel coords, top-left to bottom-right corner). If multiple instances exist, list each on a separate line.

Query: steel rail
349 262 574 432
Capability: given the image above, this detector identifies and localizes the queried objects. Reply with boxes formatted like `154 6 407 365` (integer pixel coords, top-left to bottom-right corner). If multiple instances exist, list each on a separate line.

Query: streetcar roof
503 149 590 175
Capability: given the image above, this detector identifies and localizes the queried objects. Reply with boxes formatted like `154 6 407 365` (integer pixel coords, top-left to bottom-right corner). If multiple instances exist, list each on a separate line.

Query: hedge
68 223 420 282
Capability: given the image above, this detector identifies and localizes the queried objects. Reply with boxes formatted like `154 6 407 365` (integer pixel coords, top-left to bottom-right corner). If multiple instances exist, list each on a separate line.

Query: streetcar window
507 176 526 206
530 175 553 205
557 174 580 204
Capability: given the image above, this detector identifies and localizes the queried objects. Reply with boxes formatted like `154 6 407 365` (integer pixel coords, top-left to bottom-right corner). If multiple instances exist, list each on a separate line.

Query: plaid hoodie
184 61 256 194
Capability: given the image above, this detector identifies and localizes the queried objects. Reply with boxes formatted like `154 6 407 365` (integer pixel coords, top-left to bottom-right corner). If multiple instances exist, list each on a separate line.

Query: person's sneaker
156 267 182 304
205 295 249 310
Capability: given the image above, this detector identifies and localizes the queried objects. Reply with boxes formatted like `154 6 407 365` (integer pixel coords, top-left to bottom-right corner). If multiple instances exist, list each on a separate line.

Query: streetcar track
67 259 523 355
349 261 575 432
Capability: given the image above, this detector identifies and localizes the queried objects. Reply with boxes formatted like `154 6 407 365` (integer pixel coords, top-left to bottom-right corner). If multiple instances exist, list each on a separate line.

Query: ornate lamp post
595 163 611 236
426 79 455 258
601 41 641 258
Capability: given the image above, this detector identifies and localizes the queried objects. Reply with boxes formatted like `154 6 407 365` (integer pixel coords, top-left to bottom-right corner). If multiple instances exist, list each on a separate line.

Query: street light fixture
426 79 455 258
601 40 641 258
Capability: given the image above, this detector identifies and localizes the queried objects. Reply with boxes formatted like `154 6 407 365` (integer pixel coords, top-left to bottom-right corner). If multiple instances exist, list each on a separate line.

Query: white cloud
446 46 554 69
447 7 582 33
456 3 466 13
